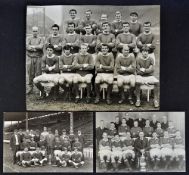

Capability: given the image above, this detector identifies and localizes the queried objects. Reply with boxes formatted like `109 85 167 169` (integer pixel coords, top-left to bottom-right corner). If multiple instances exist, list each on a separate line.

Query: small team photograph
96 112 185 172
26 5 160 111
3 112 93 172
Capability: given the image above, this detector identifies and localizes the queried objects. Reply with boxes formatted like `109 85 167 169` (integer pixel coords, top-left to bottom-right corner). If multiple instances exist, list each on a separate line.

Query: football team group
10 127 85 168
26 9 159 108
96 114 185 171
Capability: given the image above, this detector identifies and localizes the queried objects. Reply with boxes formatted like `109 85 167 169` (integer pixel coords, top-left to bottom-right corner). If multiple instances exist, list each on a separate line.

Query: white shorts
33 73 60 85
123 149 135 158
117 74 135 85
16 151 24 157
136 75 159 84
111 150 122 157
74 74 93 83
160 147 173 157
59 73 75 84
99 149 112 156
173 148 185 158
54 150 62 156
150 148 161 158
96 73 114 83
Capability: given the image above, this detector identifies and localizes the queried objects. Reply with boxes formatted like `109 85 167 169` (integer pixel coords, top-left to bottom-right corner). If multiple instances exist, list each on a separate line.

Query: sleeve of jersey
144 58 154 74
54 56 60 73
126 56 136 74
85 54 94 70
102 54 114 71
41 56 47 72
136 58 143 75
136 34 143 48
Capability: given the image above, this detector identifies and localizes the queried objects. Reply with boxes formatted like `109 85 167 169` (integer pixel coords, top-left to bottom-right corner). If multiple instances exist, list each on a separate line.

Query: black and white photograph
26 5 160 111
3 112 93 172
96 112 185 172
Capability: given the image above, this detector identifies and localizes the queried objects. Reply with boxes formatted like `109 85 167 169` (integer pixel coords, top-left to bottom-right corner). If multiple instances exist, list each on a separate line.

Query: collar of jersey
47 54 55 58
68 31 76 35
144 31 152 35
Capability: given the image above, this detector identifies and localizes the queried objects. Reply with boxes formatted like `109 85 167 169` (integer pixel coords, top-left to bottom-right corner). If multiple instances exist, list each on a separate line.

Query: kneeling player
160 131 174 169
59 45 76 100
56 148 71 167
33 44 59 99
111 134 122 171
135 45 159 108
32 147 47 166
73 43 94 103
149 132 161 169
20 147 32 167
173 131 185 169
116 45 136 104
95 44 114 104
122 132 135 170
98 132 112 169
69 148 84 168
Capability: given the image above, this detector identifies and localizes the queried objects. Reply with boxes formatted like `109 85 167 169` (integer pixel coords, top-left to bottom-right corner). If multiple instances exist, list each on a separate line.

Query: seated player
33 44 59 99
46 24 63 56
94 44 114 104
150 114 158 130
122 131 135 170
116 22 136 53
130 120 142 138
98 132 112 169
62 22 80 54
167 121 177 138
149 132 161 170
72 137 83 152
96 14 108 35
20 147 32 167
66 9 80 34
80 24 97 54
143 119 154 138
111 11 124 36
96 22 116 52
53 137 62 158
56 147 71 167
173 131 185 169
160 131 174 169
96 120 108 147
16 138 30 165
107 122 117 141
59 45 76 100
79 9 97 35
118 118 130 141
111 134 123 171
73 43 94 103
115 45 136 104
69 147 84 168
31 147 47 166
155 122 164 138
135 45 159 108
136 21 156 63
29 137 37 155
134 132 149 168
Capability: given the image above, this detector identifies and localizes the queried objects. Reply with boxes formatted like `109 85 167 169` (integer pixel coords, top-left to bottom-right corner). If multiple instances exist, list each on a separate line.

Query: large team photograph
26 5 160 111
3 112 93 172
96 112 185 172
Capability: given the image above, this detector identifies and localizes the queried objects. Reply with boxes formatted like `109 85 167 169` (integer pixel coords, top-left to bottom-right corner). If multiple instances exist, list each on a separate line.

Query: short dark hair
101 43 109 49
122 22 130 26
51 24 60 30
46 44 54 50
130 11 138 17
102 21 111 27
143 21 151 26
69 9 77 14
68 22 75 28
141 45 150 52
63 45 71 50
86 9 92 14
